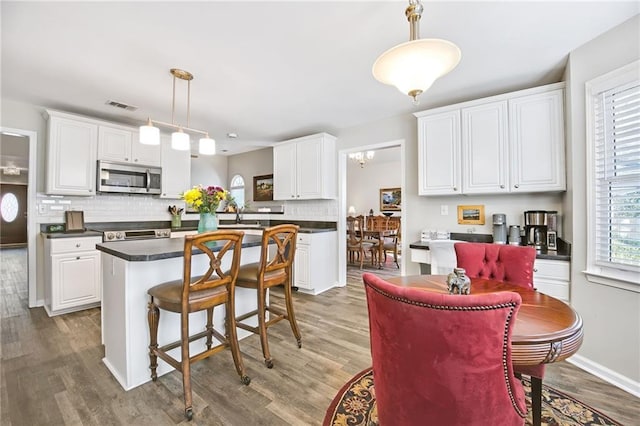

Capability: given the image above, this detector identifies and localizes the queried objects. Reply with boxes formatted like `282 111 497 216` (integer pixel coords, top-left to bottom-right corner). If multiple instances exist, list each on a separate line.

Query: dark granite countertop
96 235 263 262
409 233 571 261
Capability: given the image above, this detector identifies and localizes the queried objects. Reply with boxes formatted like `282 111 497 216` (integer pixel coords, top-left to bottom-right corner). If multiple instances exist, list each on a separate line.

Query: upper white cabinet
461 101 509 194
98 125 161 167
160 134 191 199
273 133 337 200
417 111 461 195
509 89 565 192
416 83 566 196
45 110 98 196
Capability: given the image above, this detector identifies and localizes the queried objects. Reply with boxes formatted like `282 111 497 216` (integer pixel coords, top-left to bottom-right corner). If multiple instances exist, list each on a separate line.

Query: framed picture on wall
253 174 274 201
380 187 401 211
457 205 485 225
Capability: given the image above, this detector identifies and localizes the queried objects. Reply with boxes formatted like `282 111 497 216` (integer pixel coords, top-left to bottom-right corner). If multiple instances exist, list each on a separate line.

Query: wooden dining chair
359 272 527 425
382 217 400 268
347 215 378 269
235 224 301 368
454 242 543 426
147 230 250 421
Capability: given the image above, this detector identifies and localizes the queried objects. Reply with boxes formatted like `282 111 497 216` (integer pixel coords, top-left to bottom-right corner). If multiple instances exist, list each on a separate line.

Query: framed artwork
457 205 485 225
380 187 401 211
253 174 274 201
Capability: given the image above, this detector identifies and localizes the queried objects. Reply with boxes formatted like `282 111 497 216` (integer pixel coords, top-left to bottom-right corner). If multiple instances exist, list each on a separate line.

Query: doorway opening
337 139 406 286
1 128 37 308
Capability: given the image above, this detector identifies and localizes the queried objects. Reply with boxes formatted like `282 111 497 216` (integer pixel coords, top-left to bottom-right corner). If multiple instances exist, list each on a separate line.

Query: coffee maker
524 210 547 251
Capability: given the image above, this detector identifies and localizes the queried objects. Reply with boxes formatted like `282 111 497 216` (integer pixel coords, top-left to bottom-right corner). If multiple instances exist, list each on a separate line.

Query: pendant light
372 0 461 104
139 68 217 155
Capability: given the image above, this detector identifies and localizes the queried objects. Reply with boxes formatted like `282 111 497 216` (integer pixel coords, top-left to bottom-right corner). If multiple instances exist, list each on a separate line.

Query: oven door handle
146 169 151 193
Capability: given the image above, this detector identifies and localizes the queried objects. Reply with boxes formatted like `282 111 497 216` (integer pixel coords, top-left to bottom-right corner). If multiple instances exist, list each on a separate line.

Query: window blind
593 80 640 271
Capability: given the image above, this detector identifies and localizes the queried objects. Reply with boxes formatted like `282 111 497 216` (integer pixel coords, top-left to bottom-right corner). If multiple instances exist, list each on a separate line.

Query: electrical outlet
440 205 448 216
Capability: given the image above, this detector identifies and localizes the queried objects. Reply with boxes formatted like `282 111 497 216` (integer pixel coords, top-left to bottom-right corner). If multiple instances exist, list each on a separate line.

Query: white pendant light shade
139 119 160 145
199 136 216 155
171 129 190 151
373 38 461 101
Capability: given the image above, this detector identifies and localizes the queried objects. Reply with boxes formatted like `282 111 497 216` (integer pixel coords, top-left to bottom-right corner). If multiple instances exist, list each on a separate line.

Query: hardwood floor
1 250 638 425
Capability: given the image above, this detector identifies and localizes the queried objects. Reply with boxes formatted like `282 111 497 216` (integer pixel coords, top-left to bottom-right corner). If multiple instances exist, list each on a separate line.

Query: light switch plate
440 205 448 216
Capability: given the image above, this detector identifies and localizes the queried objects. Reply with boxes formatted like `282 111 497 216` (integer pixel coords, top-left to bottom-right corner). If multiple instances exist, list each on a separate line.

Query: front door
0 184 28 246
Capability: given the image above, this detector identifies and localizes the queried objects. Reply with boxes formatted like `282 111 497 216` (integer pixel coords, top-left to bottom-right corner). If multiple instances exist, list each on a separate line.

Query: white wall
227 147 273 208
564 15 640 385
346 147 402 217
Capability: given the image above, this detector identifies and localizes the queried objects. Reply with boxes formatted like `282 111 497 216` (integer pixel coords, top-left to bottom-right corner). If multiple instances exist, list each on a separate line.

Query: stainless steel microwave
97 160 162 195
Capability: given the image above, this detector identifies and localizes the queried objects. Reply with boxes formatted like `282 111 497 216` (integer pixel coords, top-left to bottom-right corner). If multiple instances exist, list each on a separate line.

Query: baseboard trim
567 354 640 398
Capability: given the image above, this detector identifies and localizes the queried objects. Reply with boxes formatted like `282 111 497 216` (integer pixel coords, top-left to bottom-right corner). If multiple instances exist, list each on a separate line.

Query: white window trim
584 59 640 293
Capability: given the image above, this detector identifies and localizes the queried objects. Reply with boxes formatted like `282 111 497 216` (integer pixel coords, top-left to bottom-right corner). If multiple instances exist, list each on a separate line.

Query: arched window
229 174 245 208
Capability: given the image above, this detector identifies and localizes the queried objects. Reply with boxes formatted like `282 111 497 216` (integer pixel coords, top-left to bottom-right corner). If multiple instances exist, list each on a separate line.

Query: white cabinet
294 231 337 295
461 101 509 194
45 110 98 196
417 111 461 195
416 83 566 196
273 133 337 200
533 258 570 302
509 89 565 192
160 134 191 199
44 236 102 316
98 125 161 167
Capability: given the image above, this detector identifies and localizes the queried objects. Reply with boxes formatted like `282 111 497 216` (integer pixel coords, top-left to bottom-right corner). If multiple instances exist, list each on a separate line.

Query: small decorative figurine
446 268 471 295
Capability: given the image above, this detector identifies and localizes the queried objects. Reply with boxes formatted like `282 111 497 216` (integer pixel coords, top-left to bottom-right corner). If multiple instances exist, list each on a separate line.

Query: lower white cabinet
294 231 337 295
44 236 102 316
533 258 570 302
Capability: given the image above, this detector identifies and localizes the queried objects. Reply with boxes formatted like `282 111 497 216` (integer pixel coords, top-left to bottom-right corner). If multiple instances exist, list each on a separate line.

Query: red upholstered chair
454 242 544 426
362 272 527 426
454 242 536 288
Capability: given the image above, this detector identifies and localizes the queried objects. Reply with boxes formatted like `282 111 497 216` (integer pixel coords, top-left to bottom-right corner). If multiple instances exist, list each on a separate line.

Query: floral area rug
324 368 622 426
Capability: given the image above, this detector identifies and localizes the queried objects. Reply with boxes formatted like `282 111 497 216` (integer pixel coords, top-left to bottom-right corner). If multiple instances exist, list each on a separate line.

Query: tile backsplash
36 193 339 224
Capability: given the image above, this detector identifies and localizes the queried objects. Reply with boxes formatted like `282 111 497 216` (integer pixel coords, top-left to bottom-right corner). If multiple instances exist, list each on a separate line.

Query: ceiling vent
105 100 138 111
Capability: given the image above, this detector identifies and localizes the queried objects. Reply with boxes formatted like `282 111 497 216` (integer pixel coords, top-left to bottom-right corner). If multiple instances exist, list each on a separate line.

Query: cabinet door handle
124 157 129 161
134 159 138 162
76 256 81 260
533 268 538 272
76 243 81 248
514 184 519 189
500 184 505 189
453 187 457 191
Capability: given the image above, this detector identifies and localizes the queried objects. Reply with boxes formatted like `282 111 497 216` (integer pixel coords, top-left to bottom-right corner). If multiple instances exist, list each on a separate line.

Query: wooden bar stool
235 224 301 368
147 230 250 421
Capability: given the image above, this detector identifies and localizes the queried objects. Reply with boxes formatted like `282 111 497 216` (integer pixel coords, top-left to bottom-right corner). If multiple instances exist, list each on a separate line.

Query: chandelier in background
139 68 216 155
372 0 461 104
349 151 375 168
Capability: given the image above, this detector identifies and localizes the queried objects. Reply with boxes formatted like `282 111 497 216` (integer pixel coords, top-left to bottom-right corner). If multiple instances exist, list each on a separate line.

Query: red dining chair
359 272 527 426
454 242 543 426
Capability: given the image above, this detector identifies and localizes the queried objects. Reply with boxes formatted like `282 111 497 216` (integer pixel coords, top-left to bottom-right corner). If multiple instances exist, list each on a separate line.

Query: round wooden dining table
386 275 584 367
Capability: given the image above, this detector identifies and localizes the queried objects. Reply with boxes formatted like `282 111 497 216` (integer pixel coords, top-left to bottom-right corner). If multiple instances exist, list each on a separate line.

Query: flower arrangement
181 185 228 213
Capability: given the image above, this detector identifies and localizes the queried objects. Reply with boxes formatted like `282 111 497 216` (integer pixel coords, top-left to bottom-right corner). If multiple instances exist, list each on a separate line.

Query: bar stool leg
147 300 159 381
258 287 273 368
283 280 302 348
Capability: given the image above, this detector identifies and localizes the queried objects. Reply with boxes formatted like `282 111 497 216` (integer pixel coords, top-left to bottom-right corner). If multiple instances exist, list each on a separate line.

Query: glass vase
197 212 218 233
170 215 182 229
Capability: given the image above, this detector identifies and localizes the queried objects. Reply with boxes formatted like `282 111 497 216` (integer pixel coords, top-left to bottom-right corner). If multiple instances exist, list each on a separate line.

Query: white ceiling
1 1 638 156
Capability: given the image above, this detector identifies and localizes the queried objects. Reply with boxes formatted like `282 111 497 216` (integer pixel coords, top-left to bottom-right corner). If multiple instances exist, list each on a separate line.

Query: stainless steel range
102 228 171 242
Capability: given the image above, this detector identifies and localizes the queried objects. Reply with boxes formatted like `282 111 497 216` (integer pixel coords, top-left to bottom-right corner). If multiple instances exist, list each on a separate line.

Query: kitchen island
97 235 264 391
